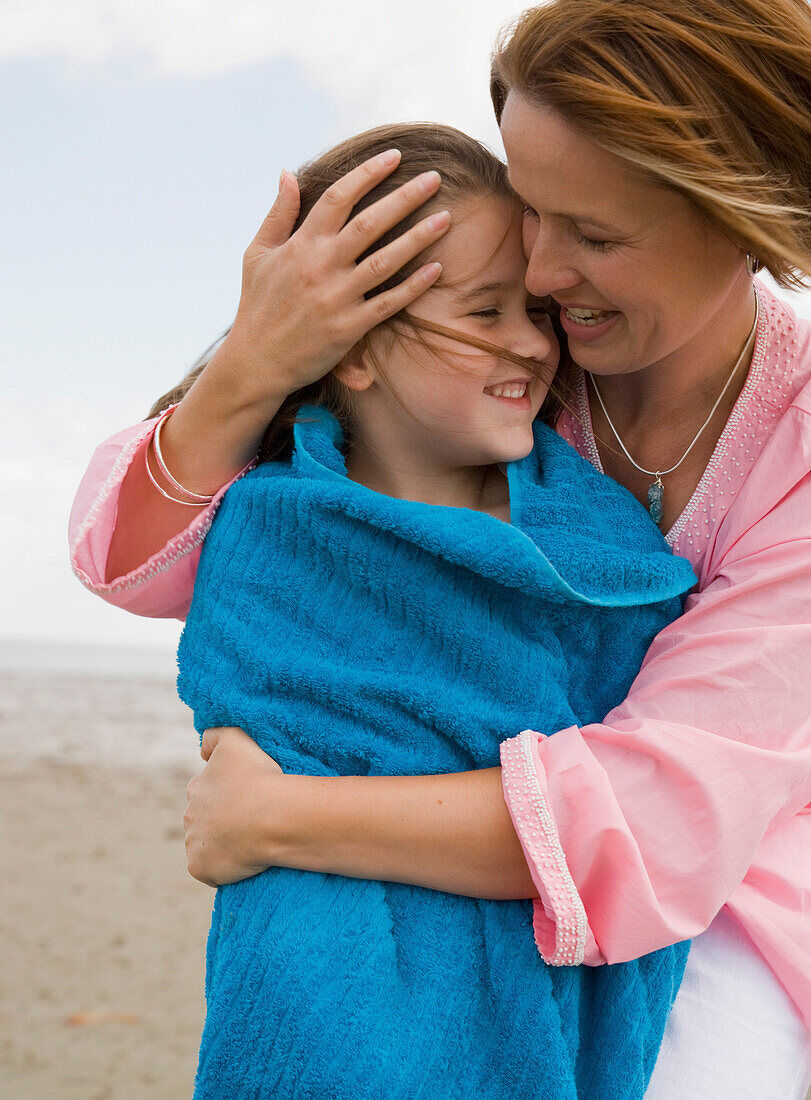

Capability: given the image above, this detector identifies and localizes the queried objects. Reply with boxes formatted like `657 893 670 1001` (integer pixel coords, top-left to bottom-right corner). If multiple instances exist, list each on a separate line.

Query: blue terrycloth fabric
177 407 696 1100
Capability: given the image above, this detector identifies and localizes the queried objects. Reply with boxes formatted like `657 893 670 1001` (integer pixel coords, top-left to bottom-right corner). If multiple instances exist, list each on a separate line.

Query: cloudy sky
3 0 810 657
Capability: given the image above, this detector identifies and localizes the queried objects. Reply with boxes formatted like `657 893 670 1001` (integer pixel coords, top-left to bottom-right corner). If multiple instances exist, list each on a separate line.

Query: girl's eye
577 234 612 252
471 309 500 318
522 205 538 220
527 296 553 317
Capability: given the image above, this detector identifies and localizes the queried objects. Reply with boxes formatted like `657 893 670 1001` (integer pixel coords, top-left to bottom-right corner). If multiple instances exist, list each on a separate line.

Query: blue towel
178 407 696 1099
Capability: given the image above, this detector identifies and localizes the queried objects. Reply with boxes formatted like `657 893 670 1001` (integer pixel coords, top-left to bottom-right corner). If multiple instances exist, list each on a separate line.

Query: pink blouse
68 281 811 1031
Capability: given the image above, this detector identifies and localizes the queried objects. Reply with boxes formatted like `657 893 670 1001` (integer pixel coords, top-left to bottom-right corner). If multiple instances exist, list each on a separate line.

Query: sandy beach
2 648 809 1100
0 657 212 1100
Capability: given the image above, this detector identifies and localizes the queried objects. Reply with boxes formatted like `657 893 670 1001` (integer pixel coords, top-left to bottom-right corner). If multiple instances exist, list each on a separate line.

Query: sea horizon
0 635 179 680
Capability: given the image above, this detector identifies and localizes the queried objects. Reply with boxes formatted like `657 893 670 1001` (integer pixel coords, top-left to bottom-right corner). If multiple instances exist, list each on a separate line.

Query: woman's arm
74 155 450 590
184 726 537 899
186 402 811 974
103 356 281 582
68 403 259 618
282 768 538 900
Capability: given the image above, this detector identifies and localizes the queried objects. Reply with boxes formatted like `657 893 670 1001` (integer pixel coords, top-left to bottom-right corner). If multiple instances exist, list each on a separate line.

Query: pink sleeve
500 407 811 969
68 404 257 620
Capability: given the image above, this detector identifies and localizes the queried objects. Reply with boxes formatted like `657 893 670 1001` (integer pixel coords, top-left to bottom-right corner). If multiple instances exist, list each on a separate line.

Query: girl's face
499 95 751 379
351 195 559 471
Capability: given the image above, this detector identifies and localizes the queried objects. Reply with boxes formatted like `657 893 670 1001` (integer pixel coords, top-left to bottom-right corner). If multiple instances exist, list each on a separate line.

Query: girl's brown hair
490 0 811 289
149 122 571 461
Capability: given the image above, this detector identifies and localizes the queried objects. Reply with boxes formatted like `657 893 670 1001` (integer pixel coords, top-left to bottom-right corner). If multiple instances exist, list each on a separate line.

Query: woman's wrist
156 349 290 498
201 334 297 424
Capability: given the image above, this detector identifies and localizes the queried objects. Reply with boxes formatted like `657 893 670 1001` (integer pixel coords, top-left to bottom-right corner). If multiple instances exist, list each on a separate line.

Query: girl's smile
482 376 534 408
336 194 560 511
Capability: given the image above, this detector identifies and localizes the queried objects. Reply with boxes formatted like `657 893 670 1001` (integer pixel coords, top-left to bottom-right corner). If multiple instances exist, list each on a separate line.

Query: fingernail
379 149 401 167
420 171 441 193
424 262 442 278
279 169 287 189
428 210 451 230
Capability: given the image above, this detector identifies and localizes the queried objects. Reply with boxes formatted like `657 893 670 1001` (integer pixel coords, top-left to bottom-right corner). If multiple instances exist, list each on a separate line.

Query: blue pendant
647 479 664 526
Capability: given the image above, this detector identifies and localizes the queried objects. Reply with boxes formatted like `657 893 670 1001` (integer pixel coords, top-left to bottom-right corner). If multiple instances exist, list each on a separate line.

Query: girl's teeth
565 307 614 326
485 383 528 398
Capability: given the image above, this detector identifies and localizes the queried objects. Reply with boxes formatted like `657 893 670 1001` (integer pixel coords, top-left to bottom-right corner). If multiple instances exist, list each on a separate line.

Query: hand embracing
184 726 286 887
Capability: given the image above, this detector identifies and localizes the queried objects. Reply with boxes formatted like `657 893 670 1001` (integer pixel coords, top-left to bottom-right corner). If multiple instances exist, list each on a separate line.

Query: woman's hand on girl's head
215 152 450 414
98 144 452 584
184 726 285 887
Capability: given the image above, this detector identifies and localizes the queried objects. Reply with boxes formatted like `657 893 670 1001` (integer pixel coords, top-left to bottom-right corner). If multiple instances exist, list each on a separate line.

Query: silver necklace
589 290 759 527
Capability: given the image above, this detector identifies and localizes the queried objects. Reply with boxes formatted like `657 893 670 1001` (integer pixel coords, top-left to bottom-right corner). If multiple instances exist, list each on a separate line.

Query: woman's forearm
274 766 539 900
105 342 287 581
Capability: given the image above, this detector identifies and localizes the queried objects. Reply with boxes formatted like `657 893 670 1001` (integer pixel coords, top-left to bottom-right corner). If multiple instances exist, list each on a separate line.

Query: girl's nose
512 311 558 366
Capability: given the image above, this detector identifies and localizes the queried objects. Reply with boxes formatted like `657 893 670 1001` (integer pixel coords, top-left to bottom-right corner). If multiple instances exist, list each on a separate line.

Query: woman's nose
523 219 581 299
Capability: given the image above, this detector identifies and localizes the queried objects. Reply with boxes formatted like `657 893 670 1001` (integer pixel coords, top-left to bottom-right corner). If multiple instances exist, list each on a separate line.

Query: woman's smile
501 95 754 384
558 305 622 343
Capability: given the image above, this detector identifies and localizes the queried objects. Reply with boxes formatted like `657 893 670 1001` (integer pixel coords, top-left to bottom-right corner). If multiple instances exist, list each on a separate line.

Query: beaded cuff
500 730 588 966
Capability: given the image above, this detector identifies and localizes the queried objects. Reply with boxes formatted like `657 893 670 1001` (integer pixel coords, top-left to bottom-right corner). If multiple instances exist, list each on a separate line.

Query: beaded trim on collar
560 284 802 562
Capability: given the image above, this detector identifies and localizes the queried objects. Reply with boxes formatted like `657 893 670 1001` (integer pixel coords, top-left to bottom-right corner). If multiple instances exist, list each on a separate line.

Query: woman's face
354 194 559 469
499 94 750 378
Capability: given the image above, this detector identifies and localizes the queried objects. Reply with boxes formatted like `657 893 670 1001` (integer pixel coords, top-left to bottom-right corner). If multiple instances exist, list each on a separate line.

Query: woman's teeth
484 382 528 399
564 307 615 326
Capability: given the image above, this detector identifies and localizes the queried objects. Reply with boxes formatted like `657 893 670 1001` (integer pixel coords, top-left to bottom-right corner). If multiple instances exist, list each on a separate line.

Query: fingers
357 261 444 327
352 208 451 297
304 148 407 236
250 170 302 251
336 171 442 261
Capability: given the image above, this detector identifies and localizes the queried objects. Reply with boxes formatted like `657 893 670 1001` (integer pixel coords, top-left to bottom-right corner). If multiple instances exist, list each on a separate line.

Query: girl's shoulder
236 406 346 490
510 421 697 605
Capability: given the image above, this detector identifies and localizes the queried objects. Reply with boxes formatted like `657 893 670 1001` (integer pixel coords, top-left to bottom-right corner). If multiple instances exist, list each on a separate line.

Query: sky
2 0 810 657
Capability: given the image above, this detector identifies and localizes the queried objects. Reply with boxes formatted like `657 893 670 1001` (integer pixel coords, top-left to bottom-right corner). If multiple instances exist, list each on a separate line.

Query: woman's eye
577 234 612 252
522 205 539 220
471 309 500 318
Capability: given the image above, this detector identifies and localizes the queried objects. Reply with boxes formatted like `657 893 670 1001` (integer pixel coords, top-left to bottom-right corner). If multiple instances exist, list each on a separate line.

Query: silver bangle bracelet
144 431 210 507
151 407 216 503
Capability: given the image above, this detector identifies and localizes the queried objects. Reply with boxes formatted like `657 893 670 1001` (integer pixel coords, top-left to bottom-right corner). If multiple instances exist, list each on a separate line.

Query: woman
70 0 811 1095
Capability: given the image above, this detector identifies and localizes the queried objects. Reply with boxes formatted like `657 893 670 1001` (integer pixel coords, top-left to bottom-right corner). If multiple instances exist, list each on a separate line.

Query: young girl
174 123 695 1099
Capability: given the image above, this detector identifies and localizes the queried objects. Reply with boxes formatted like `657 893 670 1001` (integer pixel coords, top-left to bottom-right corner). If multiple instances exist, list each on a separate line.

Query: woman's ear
333 345 375 392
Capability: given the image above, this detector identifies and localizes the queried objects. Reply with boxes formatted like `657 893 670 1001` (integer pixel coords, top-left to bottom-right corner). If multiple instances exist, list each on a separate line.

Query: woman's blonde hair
490 0 811 288
149 122 571 460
